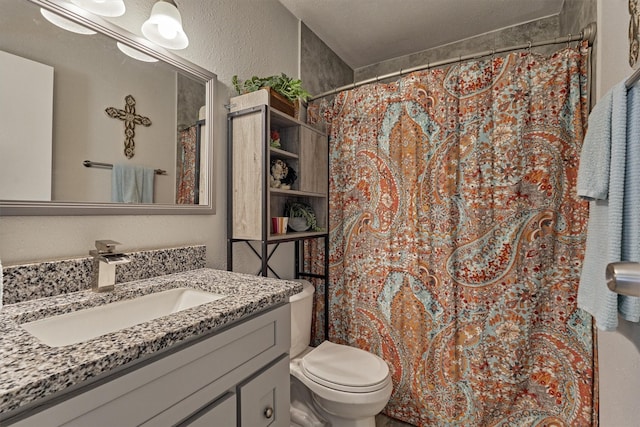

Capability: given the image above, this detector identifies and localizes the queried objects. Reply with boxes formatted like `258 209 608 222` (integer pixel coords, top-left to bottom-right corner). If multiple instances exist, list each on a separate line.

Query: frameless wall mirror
0 0 216 215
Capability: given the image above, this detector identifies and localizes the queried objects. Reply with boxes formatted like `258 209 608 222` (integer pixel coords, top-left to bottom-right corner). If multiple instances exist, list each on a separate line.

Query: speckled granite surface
0 268 301 416
2 246 206 305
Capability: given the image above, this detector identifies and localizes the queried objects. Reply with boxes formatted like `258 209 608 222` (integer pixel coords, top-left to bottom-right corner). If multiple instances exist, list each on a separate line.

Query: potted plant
285 201 323 232
232 73 311 102
232 73 311 118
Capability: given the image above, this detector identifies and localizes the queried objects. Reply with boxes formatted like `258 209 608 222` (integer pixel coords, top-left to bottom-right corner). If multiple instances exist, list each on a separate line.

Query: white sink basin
21 288 226 347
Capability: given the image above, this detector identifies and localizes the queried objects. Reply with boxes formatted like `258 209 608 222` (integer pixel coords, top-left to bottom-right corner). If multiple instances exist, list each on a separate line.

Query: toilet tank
289 280 315 358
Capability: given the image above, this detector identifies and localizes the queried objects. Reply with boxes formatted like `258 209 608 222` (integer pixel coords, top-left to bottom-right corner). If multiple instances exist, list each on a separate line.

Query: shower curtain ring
527 41 532 52
567 34 572 47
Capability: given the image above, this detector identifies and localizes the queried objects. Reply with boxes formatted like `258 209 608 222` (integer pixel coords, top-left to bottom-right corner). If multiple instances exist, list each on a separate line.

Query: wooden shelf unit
226 91 329 340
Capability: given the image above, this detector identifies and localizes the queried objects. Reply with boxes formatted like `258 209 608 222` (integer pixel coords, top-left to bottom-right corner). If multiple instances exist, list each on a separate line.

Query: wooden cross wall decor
105 94 152 159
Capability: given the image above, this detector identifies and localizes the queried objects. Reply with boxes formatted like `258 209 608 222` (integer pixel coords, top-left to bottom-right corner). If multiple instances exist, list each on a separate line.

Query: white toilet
289 281 393 427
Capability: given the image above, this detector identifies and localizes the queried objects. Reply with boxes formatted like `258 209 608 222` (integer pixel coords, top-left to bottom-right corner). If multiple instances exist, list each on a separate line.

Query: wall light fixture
141 0 189 50
116 42 159 63
40 8 96 35
70 0 126 17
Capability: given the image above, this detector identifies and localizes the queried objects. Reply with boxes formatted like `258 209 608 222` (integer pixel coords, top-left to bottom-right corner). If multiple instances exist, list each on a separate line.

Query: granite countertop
0 268 302 416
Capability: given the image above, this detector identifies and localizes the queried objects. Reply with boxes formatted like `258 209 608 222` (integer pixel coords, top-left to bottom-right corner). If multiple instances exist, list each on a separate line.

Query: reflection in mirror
0 0 216 215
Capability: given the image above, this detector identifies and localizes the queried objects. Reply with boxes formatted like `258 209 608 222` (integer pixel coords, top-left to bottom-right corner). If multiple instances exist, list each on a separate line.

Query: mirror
0 0 216 215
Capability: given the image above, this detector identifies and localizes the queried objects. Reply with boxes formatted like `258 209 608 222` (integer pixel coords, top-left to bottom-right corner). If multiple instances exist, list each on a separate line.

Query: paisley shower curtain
307 43 597 426
176 125 198 204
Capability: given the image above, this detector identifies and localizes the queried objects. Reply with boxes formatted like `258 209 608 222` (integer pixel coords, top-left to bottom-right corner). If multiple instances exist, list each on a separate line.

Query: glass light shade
40 8 96 35
70 0 126 17
141 1 189 50
116 42 159 63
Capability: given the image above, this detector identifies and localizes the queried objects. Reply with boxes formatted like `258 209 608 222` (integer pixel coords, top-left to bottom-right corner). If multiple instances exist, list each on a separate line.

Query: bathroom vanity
0 268 300 426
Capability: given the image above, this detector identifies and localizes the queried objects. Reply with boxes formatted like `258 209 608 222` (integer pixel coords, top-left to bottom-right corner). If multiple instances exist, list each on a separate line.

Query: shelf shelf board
270 108 327 136
270 147 299 159
230 231 328 243
269 188 327 198
269 231 328 242
270 108 302 127
267 231 327 243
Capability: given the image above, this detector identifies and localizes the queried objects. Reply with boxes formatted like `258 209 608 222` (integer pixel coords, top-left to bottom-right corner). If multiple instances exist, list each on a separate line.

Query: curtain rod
309 22 597 101
83 160 167 175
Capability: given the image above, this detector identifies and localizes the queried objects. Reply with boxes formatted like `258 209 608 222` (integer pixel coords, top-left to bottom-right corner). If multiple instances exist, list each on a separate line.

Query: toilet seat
300 341 390 393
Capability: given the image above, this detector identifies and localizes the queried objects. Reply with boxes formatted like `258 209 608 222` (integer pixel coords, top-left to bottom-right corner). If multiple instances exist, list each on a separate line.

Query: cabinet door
299 127 328 194
179 392 236 427
238 355 290 427
231 109 265 240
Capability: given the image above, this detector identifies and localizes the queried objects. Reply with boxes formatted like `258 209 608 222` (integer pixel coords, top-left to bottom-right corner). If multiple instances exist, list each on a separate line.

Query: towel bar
606 262 640 297
83 160 167 175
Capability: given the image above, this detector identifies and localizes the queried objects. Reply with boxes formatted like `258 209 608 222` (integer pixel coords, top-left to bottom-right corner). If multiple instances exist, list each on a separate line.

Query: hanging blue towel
111 164 155 203
620 84 640 320
577 81 640 330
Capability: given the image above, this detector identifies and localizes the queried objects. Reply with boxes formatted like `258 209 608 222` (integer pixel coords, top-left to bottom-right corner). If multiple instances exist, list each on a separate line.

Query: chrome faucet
90 240 131 292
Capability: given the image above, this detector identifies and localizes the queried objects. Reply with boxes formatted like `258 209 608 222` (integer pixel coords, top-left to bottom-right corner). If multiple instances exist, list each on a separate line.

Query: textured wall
559 0 597 36
0 0 299 281
300 23 353 97
355 16 560 81
177 74 205 130
354 1 598 84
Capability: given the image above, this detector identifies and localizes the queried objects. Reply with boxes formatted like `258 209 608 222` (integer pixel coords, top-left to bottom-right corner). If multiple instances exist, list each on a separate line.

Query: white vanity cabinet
6 304 291 427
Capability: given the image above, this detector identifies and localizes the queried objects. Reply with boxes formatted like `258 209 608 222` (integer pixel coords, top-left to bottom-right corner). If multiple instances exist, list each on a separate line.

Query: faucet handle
95 240 121 253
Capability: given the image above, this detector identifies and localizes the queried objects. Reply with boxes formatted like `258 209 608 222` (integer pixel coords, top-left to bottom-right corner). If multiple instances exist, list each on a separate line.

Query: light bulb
70 0 126 17
158 21 178 40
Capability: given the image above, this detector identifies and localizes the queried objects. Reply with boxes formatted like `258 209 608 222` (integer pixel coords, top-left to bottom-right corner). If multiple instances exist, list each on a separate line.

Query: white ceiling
278 0 565 69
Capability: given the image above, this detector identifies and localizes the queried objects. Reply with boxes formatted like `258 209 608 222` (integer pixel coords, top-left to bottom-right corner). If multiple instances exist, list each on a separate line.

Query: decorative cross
105 94 152 159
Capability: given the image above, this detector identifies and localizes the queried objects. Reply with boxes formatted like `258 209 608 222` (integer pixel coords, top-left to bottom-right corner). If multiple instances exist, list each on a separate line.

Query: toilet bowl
289 281 393 427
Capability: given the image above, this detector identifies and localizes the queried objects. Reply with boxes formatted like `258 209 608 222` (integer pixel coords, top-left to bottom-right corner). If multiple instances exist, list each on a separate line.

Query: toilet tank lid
289 280 315 303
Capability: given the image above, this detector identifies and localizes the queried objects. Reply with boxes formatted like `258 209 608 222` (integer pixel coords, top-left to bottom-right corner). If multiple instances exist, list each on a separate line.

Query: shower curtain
307 44 596 426
176 125 198 204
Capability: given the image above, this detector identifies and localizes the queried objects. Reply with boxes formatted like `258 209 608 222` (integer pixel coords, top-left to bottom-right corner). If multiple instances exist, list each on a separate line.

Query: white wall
51 38 177 204
0 0 299 278
595 1 640 425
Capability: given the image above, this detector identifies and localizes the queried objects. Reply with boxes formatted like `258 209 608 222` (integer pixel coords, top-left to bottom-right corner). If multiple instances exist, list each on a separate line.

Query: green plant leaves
232 73 311 101
284 201 323 231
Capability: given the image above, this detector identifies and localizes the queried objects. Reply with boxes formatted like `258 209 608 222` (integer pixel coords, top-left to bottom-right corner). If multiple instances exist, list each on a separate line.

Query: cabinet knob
264 406 274 419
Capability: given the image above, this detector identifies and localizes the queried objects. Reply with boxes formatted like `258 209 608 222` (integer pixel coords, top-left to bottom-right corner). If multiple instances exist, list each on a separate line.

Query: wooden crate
265 87 298 118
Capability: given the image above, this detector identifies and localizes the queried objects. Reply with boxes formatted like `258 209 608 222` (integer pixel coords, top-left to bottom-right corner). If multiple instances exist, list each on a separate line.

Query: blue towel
576 89 612 200
111 164 155 204
577 81 640 330
621 84 640 320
